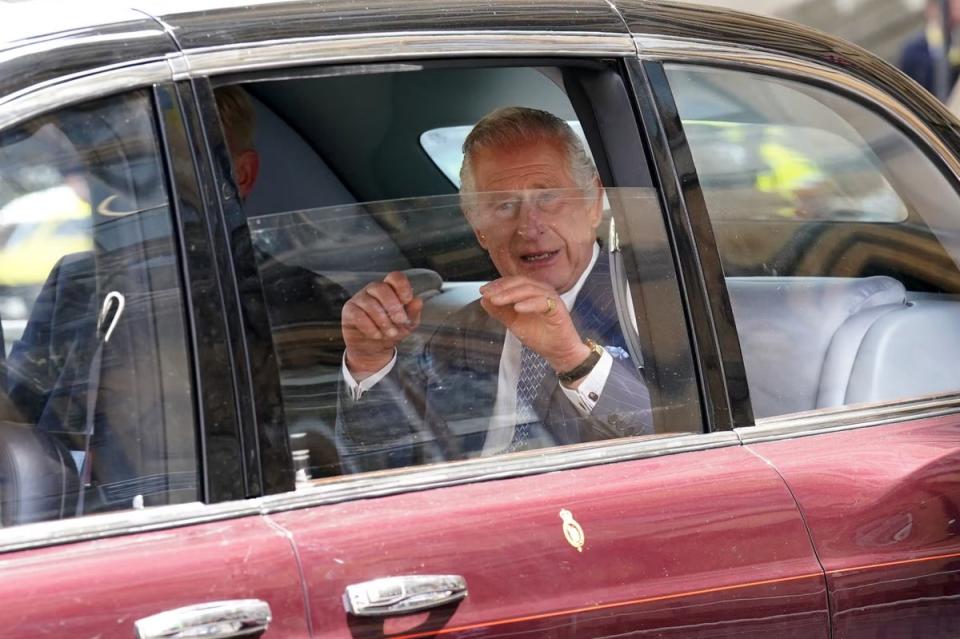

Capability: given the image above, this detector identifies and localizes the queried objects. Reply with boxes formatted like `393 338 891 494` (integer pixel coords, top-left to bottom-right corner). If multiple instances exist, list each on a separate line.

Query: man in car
336 106 651 473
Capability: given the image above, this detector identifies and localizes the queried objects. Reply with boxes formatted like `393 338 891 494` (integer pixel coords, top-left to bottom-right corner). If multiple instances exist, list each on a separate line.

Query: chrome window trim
634 35 960 190
0 59 173 131
737 395 960 444
176 30 637 79
0 430 735 553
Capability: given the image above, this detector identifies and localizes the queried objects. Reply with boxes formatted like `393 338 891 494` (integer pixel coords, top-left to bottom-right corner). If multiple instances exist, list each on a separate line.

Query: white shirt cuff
560 350 613 416
342 351 397 401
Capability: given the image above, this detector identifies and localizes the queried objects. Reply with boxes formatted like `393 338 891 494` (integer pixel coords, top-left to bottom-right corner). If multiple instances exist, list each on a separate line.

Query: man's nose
516 199 546 237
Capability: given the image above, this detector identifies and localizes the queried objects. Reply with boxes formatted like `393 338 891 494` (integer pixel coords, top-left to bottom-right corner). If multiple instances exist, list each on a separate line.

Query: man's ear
463 207 489 249
472 223 489 250
234 149 260 200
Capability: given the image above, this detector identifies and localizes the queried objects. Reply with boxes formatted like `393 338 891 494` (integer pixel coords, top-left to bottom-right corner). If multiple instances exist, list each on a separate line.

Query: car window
218 65 698 481
0 90 198 524
666 64 960 419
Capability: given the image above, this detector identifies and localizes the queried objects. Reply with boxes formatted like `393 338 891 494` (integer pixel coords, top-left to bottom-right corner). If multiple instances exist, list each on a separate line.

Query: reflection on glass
0 91 197 526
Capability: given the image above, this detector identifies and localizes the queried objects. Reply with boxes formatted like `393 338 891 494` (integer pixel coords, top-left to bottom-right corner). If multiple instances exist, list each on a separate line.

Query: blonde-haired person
214 85 259 200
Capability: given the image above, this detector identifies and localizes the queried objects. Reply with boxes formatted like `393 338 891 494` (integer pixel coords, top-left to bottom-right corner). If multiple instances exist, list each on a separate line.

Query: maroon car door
268 444 828 638
0 515 309 638
750 417 960 638
199 48 831 636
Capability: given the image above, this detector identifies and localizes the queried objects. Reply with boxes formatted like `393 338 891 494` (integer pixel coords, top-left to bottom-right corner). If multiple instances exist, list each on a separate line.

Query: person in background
899 0 960 98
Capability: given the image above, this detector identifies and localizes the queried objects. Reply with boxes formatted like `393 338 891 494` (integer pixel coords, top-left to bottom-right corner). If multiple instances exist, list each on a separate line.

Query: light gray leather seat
727 276 907 419
840 300 960 405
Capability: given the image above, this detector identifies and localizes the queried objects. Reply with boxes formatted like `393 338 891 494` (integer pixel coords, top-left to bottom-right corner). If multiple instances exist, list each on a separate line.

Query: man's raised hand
479 275 590 374
342 271 423 380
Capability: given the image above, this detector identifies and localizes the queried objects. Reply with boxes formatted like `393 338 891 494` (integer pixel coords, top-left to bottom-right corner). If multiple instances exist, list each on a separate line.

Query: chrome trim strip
165 52 192 79
633 35 960 187
262 430 737 513
737 394 960 444
0 430 735 553
0 60 171 131
178 31 637 79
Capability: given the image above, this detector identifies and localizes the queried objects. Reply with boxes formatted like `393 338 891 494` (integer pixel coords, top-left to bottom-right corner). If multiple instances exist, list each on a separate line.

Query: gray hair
459 106 598 198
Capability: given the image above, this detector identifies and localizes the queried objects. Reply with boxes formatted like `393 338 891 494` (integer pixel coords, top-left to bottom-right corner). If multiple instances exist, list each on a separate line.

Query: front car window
0 91 198 524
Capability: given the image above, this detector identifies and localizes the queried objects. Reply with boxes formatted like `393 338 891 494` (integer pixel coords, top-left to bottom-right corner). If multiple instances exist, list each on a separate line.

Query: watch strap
557 339 604 384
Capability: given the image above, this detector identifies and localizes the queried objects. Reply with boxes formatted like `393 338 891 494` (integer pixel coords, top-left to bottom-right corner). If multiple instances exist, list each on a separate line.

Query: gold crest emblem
559 509 585 552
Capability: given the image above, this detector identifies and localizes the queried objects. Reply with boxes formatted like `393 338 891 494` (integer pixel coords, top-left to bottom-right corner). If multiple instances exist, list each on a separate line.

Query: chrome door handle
343 575 467 616
134 599 271 639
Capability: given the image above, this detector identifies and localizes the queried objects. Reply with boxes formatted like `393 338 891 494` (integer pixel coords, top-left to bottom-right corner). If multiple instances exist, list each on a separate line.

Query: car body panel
0 514 309 637
749 414 960 637
271 446 829 637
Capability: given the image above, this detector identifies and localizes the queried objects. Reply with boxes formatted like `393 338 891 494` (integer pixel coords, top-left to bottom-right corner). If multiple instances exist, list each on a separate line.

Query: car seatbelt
75 291 123 516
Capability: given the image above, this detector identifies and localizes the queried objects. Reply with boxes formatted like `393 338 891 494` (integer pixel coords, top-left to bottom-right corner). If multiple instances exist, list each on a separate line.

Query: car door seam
263 514 315 637
744 445 835 639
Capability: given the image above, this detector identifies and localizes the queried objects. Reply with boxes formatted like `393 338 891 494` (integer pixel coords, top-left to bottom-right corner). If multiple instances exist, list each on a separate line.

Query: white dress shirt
343 244 613 455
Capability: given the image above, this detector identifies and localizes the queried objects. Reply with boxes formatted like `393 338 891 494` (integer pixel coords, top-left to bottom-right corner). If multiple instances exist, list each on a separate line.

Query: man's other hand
342 271 423 380
480 275 590 375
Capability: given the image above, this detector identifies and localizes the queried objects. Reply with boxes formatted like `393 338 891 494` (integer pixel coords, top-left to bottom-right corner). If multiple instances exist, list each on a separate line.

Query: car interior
0 92 197 524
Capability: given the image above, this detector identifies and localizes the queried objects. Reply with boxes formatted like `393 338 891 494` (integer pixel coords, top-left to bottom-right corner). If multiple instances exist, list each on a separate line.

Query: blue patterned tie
507 345 549 452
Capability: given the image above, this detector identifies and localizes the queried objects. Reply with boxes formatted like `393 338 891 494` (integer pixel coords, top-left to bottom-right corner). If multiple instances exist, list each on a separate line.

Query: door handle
134 599 271 639
344 575 468 617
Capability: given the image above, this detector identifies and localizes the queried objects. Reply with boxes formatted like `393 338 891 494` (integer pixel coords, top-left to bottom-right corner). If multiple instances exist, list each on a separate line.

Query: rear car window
667 64 960 420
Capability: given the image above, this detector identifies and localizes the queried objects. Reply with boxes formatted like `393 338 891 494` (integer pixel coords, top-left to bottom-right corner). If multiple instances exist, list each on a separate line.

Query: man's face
466 137 602 293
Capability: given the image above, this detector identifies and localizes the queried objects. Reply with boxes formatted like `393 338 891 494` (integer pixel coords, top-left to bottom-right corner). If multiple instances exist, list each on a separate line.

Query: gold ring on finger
544 296 557 316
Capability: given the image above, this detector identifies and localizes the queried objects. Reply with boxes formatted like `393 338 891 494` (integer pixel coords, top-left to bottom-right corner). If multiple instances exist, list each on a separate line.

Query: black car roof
0 0 951 150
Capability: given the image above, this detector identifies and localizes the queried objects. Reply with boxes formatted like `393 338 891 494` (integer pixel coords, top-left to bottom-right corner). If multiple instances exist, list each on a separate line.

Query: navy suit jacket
336 255 652 473
899 31 960 96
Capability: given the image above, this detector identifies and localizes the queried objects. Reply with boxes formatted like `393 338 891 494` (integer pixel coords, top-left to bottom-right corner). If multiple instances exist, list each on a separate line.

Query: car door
0 43 308 638
646 48 960 637
191 26 832 638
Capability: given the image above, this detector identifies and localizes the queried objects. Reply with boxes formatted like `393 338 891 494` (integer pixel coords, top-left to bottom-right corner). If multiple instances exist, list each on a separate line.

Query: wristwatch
557 339 604 384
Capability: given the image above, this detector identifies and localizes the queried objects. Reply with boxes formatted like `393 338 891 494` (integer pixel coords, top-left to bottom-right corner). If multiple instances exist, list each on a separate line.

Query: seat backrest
841 300 960 405
243 95 357 216
0 420 78 526
243 94 412 291
727 276 906 419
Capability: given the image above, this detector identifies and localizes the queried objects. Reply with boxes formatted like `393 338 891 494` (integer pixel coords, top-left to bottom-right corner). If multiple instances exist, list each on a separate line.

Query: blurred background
699 0 960 103
702 0 925 62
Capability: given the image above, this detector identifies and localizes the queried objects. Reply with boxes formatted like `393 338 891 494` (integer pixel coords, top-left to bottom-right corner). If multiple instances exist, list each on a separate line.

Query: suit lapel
569 254 619 343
